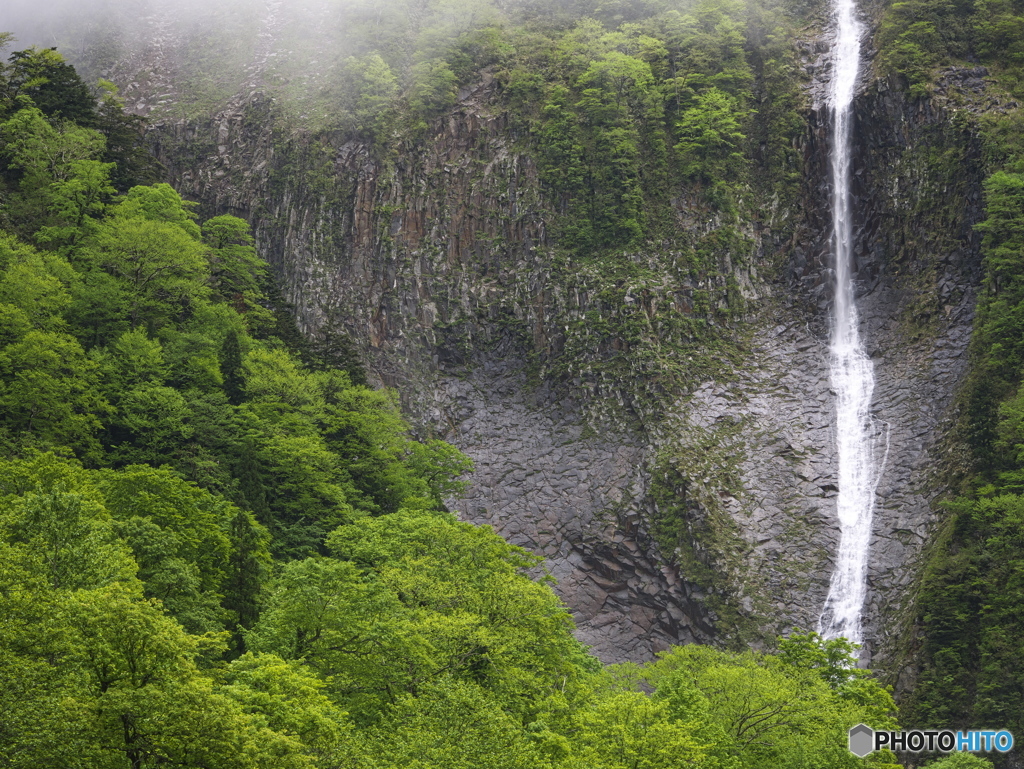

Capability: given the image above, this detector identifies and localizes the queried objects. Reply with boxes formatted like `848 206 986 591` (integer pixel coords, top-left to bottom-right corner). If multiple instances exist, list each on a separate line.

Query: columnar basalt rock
434 360 715 661
139 55 989 665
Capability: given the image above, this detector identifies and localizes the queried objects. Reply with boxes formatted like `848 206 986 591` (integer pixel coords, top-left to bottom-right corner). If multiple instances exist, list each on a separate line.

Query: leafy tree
974 0 1024 69
94 465 235 632
776 630 861 689
0 454 136 591
536 84 588 240
406 437 474 503
221 328 245 405
366 678 547 769
0 538 99 768
88 214 209 330
67 265 132 348
675 87 748 184
66 583 312 769
160 314 232 391
323 386 472 513
93 79 161 192
0 240 77 331
574 51 661 247
335 53 399 138
644 644 897 769
95 327 169 393
109 384 195 465
0 105 112 240
961 171 1024 468
306 311 368 386
0 324 110 459
111 183 202 238
222 652 365 765
223 509 271 650
1 46 96 125
567 689 728 769
202 214 267 305
407 59 458 122
250 510 590 723
656 0 753 107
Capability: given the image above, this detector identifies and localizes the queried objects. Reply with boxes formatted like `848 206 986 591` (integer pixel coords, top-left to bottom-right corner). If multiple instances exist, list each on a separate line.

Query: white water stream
816 0 888 646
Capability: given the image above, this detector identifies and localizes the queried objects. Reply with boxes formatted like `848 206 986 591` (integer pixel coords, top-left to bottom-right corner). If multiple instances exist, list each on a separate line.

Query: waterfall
817 0 886 646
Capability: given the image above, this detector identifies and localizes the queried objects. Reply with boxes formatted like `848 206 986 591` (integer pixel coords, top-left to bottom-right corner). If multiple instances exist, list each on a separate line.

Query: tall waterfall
817 0 885 646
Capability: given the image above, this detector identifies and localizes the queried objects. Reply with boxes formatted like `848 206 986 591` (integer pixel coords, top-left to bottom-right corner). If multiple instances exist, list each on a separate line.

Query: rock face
136 47 990 666
434 359 714 661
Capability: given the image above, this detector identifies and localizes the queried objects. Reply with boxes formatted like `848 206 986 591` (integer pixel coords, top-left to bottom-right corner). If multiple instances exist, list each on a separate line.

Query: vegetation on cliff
55 0 811 423
868 0 1024 759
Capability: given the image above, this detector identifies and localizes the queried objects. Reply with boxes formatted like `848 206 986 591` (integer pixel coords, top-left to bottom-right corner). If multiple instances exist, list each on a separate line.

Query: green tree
95 465 235 632
1 46 97 124
366 678 546 769
335 53 399 138
407 59 458 122
89 213 209 330
657 0 753 108
0 240 78 332
221 329 245 405
95 327 169 393
223 509 271 651
675 87 748 184
0 323 110 459
108 385 194 466
66 583 312 769
250 510 590 723
202 214 267 306
323 386 472 513
93 79 161 192
111 183 202 238
574 51 662 247
644 644 897 769
0 539 99 768
567 689 728 769
0 105 112 241
776 630 861 689
974 0 1024 69
222 652 366 765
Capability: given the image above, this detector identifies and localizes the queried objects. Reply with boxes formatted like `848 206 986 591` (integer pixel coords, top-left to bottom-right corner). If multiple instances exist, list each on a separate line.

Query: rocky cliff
145 67 987 666
48 5 996 666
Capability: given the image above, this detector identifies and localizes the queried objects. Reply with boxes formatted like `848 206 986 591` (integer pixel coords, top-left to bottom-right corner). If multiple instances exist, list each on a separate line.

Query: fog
1 0 276 45
0 0 728 122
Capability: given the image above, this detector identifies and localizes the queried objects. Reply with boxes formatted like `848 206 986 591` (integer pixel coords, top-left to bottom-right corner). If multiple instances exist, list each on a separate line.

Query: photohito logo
848 724 1014 757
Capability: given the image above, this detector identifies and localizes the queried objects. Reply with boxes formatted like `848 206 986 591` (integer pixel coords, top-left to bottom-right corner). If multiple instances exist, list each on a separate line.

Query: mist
0 0 771 126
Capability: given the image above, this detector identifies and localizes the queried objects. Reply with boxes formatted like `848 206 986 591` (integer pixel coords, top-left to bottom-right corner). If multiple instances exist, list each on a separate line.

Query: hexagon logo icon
849 723 875 757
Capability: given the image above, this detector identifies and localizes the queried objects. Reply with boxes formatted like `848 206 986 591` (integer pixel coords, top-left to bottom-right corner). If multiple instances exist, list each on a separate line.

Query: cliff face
135 34 991 665
149 80 727 660
143 70 983 666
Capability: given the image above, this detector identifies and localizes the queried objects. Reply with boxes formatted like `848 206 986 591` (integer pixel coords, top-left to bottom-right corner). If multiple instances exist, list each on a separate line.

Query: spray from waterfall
817 0 887 647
